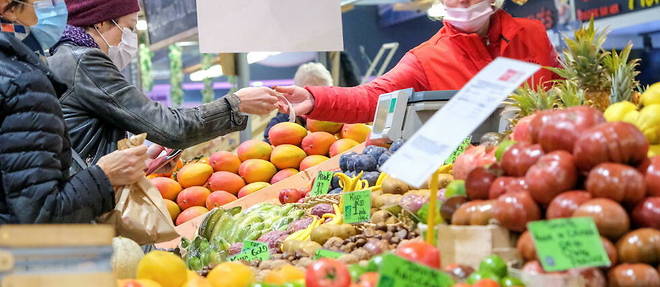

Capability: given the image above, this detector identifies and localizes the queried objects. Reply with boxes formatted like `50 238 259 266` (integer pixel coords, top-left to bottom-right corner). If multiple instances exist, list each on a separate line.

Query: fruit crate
0 225 115 287
437 224 520 269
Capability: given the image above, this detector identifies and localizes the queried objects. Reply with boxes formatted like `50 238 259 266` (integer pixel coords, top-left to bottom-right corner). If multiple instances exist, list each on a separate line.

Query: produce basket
436 224 520 269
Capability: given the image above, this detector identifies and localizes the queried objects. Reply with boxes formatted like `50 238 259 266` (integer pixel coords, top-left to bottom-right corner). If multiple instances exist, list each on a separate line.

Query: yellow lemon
604 101 638 122
622 110 641 125
641 82 660 106
136 251 187 287
207 262 255 287
182 276 213 287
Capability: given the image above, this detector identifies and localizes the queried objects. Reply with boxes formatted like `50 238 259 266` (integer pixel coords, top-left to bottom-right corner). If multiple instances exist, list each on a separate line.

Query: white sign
196 0 344 53
380 57 540 187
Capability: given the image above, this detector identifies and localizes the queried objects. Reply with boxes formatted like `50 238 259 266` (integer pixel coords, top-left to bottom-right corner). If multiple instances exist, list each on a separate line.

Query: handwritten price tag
313 249 344 260
342 190 371 224
310 171 333 197
528 217 611 272
444 136 471 165
228 240 270 262
377 254 454 287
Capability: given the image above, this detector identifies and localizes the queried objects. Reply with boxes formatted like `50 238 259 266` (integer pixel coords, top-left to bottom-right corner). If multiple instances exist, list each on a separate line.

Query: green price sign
229 240 270 262
310 171 333 197
313 249 344 260
528 217 611 272
342 190 371 224
377 254 454 287
444 136 472 165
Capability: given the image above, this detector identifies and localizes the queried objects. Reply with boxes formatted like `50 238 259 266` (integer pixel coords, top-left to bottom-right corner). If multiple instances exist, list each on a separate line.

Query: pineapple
603 43 641 105
505 82 558 130
553 80 586 108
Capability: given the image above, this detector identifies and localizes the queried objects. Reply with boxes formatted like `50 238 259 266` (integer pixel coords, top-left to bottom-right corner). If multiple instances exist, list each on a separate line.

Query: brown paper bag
97 134 178 245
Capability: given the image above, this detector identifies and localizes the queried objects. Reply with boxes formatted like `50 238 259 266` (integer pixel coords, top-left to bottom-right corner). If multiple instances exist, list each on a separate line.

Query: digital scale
370 88 510 143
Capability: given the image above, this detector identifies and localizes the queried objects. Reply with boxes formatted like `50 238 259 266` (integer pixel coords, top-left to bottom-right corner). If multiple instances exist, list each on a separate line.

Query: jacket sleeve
72 50 247 149
0 70 115 223
306 52 429 123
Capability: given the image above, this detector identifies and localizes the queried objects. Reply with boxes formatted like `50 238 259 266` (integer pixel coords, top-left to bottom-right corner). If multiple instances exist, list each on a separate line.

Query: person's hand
234 87 279 115
97 146 148 186
274 86 315 116
145 144 181 175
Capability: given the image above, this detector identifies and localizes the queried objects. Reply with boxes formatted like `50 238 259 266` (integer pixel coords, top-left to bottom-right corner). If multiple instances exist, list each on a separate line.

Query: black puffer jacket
0 33 114 224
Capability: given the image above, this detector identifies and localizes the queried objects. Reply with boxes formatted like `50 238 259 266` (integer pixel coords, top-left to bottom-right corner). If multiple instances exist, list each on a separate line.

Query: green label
310 171 333 197
444 136 472 165
528 217 611 272
342 190 371 224
377 254 454 287
389 98 397 113
313 249 344 260
228 240 270 262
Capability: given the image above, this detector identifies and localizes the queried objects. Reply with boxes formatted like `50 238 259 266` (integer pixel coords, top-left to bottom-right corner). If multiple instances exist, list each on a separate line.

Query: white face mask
443 1 495 33
96 20 138 70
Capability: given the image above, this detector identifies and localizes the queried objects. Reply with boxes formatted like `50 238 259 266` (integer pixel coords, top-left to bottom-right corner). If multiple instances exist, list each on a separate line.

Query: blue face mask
13 0 68 50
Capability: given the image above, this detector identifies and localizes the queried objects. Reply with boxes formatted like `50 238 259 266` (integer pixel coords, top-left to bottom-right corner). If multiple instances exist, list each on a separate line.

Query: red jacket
306 10 559 123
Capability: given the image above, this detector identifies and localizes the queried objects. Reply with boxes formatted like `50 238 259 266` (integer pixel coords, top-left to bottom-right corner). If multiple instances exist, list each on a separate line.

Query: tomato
574 122 649 172
501 143 544 177
530 106 605 153
466 166 498 200
473 279 501 287
478 255 507 278
394 241 441 269
305 258 351 287
586 163 646 205
525 151 577 205
645 156 660 197
356 273 379 287
492 191 541 232
546 191 591 219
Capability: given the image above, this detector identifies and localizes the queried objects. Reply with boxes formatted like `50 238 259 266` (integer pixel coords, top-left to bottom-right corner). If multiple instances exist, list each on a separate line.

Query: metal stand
236 53 252 142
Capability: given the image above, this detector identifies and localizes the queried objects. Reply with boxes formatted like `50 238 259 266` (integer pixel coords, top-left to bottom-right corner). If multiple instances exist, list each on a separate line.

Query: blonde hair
294 63 333 87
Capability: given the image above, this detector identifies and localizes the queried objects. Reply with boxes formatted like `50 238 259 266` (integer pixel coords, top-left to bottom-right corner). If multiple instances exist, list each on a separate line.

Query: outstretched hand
274 86 315 116
234 87 279 115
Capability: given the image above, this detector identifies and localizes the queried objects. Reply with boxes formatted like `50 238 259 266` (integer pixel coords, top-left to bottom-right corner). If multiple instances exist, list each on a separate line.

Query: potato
300 241 323 257
282 239 304 253
373 194 402 208
310 225 335 245
338 224 357 238
371 210 392 225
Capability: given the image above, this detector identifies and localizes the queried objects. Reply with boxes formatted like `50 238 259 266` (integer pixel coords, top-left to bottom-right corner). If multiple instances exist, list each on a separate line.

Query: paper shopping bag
97 134 178 245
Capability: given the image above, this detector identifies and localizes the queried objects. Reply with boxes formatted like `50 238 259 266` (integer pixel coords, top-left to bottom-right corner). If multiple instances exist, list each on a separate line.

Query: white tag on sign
380 57 540 187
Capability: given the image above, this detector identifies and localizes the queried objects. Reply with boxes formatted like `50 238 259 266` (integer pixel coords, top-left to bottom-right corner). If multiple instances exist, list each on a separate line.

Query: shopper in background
47 0 280 170
263 62 333 143
272 0 560 123
0 0 147 224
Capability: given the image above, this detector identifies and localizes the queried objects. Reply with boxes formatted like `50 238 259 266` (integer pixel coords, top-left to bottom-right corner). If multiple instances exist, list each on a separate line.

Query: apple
501 143 544 177
573 198 630 241
466 166 498 200
632 197 660 229
492 191 541 232
586 163 646 205
546 191 592 219
526 151 578 205
279 188 305 204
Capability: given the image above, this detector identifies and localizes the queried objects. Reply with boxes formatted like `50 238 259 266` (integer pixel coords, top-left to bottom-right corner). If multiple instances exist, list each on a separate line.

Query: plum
364 146 387 162
354 154 378 172
363 171 380 186
378 152 392 167
331 172 341 189
390 139 405 152
339 152 357 172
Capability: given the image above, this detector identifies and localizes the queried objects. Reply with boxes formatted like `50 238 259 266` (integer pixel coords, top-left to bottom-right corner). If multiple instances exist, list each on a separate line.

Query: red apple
573 198 630 241
586 163 646 205
546 191 592 219
501 143 544 177
632 197 660 229
646 156 660 197
526 151 578 205
279 188 305 204
492 191 541 232
466 166 498 200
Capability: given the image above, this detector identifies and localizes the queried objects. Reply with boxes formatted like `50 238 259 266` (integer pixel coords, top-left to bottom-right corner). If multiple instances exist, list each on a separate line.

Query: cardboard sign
313 249 344 260
342 190 371 224
310 171 333 197
229 240 270 262
196 0 343 53
528 217 611 272
377 254 454 287
380 58 540 187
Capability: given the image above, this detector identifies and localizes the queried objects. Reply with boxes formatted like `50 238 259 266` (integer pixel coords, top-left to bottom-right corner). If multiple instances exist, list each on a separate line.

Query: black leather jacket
48 42 247 167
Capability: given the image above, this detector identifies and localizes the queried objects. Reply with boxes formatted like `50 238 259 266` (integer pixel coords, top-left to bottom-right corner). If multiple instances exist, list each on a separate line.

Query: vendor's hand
97 146 148 186
234 87 279 115
274 86 315 116
145 144 180 175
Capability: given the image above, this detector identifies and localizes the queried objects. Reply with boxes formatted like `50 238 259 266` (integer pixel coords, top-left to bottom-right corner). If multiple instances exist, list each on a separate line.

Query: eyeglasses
112 19 137 34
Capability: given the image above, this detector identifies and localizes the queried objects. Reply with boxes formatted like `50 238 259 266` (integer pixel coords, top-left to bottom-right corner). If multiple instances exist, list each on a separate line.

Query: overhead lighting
136 19 148 31
247 52 281 64
190 65 224 82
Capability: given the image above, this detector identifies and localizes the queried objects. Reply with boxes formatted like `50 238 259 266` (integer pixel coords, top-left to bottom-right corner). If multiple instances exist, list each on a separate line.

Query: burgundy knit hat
65 0 140 27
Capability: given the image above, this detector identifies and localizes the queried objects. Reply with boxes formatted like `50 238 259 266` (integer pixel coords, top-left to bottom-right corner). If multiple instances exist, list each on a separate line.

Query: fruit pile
447 105 660 286
149 120 371 226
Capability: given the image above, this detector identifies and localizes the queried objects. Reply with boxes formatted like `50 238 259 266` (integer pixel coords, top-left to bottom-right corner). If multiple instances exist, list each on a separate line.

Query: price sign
444 136 472 165
313 249 344 260
377 254 454 287
229 240 270 262
342 190 371 224
528 217 611 272
310 171 333 197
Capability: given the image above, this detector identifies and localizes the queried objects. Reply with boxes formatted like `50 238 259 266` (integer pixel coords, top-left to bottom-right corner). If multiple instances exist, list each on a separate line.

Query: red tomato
473 279 500 287
394 241 441 269
305 258 351 287
356 272 379 287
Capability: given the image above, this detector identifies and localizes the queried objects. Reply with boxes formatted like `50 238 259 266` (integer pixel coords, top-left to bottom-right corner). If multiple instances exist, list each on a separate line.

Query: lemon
604 101 637 122
136 251 187 287
622 110 640 125
182 276 213 287
641 82 660 106
649 145 660 157
117 279 162 287
207 262 255 287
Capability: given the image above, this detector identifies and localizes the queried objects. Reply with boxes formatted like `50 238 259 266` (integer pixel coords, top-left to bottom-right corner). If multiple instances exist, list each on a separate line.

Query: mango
175 206 209 226
163 199 180 221
239 159 277 183
299 155 330 171
207 171 246 195
270 144 307 169
301 132 336 156
117 279 163 287
271 168 299 184
268 122 308 146
150 177 182 201
329 138 360 157
306 119 343 134
206 190 238 209
176 186 211 210
236 140 273 162
340 123 371 143
176 163 214 188
238 182 270 198
209 151 241 173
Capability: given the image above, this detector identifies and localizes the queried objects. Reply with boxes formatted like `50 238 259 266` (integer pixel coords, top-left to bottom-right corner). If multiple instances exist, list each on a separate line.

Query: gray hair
294 63 333 87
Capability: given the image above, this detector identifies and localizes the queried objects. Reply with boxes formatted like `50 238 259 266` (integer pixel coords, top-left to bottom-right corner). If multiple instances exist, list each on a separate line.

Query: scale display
370 88 413 141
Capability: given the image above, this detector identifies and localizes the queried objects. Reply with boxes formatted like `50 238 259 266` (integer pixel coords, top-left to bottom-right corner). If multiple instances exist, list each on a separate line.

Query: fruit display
148 121 371 226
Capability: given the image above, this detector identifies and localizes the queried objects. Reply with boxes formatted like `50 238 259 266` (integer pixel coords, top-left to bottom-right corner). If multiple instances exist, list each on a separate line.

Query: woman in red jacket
274 0 559 124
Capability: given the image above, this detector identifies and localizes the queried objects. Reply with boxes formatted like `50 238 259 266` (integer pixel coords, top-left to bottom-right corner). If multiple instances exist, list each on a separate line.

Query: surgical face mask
12 0 68 50
95 20 138 70
443 1 495 33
